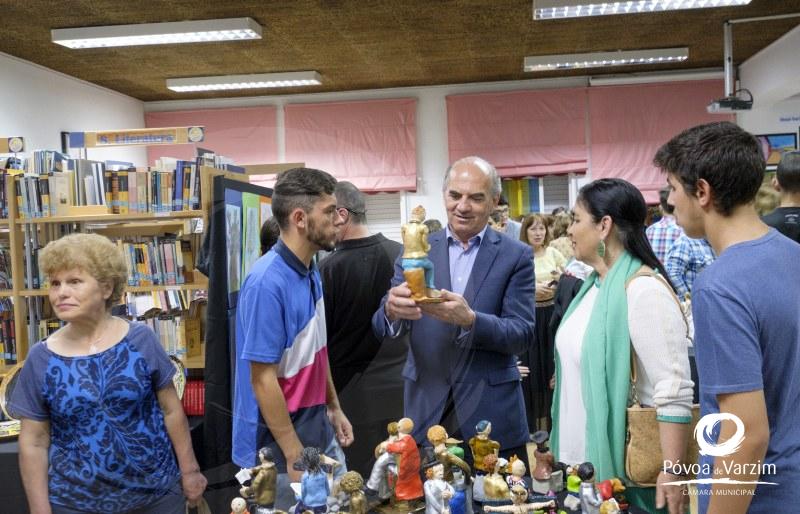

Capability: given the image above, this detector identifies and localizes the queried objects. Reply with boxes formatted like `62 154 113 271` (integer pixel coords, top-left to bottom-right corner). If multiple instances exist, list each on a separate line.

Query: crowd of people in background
8 122 800 514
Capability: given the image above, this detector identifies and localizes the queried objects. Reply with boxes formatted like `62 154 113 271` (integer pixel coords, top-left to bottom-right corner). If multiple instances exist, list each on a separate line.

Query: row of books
0 245 11 289
502 177 541 219
118 238 196 287
182 380 205 416
15 164 203 219
124 289 195 318
0 300 16 365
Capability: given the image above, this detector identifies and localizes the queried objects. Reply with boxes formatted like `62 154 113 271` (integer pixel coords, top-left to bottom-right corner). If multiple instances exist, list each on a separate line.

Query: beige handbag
624 270 700 487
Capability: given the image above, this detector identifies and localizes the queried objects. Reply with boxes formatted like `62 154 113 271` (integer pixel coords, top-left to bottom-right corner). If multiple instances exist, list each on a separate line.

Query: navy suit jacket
372 227 536 449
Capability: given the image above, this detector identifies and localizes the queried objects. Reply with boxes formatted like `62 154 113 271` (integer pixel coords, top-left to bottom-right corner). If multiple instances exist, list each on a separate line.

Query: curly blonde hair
39 233 128 309
339 471 364 493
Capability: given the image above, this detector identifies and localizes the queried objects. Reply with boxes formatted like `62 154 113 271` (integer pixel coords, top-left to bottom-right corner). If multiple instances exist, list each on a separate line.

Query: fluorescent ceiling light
524 48 689 71
534 0 752 20
166 71 322 92
52 17 262 49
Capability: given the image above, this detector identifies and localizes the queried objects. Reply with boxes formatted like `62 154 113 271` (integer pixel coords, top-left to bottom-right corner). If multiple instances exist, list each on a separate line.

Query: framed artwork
755 133 798 171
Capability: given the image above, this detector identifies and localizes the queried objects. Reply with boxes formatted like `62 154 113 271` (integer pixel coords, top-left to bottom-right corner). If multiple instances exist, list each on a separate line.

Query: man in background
763 150 800 243
320 181 406 476
646 187 683 264
664 233 715 299
493 195 521 240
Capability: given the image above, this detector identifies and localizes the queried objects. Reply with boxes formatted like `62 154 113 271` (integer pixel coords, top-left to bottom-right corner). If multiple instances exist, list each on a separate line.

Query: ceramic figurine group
232 419 631 514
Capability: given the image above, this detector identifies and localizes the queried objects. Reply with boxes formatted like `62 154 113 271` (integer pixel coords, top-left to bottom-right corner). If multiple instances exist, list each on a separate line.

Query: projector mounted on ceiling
707 91 753 113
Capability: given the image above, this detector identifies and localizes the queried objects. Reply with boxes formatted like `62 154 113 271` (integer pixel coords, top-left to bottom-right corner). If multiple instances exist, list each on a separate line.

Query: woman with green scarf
551 179 693 514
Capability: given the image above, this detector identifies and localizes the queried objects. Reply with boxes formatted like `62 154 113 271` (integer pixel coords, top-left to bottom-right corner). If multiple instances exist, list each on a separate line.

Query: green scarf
551 251 642 482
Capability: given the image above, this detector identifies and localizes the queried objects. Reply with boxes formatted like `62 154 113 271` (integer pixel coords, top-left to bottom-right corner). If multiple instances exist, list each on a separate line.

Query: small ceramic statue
469 420 501 474
294 447 330 514
505 458 528 493
385 417 424 506
530 431 563 494
366 421 399 502
240 446 278 511
481 454 510 501
577 462 603 514
482 484 557 514
338 471 367 514
424 462 455 514
563 466 582 512
446 436 466 460
401 205 442 303
450 467 473 514
427 425 472 484
231 497 248 514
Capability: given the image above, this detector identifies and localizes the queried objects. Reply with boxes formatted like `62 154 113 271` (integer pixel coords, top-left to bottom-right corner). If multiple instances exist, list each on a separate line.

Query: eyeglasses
336 206 364 217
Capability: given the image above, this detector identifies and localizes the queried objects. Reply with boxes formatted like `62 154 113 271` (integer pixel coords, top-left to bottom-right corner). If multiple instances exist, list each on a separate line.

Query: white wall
736 97 800 137
146 76 588 224
0 52 146 165
739 24 800 109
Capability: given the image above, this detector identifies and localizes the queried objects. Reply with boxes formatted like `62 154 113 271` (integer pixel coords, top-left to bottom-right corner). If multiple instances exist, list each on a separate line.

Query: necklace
87 318 114 354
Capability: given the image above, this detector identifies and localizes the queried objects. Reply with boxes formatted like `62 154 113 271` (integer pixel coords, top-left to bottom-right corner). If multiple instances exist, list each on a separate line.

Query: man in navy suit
372 156 536 460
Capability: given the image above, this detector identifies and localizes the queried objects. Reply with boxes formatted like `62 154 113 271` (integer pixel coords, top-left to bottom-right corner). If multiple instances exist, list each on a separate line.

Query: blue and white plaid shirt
665 234 716 298
646 216 683 264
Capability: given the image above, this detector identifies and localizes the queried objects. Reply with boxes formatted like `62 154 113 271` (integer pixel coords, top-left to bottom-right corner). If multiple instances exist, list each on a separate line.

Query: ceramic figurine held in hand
401 205 443 303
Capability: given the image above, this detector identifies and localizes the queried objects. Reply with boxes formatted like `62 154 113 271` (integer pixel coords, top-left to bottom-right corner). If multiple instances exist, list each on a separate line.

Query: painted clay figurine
401 205 442 302
231 497 248 514
427 425 471 484
530 431 563 494
481 454 510 501
338 471 367 514
366 421 399 502
450 467 473 514
446 436 466 460
505 459 527 492
468 420 500 474
578 462 603 514
295 447 330 514
482 484 557 514
424 462 455 514
240 447 278 510
385 418 424 506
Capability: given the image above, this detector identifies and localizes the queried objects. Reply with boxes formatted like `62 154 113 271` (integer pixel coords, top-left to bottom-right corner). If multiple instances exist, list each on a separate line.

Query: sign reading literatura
1 136 25 153
69 126 204 148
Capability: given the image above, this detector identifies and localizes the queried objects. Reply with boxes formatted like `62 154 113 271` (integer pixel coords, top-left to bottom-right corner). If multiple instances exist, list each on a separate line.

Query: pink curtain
588 80 734 203
285 99 417 192
144 106 278 165
447 88 588 177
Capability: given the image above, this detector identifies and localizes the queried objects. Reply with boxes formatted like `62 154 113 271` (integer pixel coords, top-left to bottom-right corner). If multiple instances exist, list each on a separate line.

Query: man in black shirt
319 181 406 476
763 151 800 243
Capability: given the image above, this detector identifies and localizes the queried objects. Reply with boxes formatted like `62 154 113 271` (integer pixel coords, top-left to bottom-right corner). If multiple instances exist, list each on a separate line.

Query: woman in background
11 233 206 514
519 213 567 432
551 179 692 514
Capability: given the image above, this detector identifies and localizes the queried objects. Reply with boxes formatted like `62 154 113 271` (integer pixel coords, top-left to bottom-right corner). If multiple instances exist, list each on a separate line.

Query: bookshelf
0 164 228 375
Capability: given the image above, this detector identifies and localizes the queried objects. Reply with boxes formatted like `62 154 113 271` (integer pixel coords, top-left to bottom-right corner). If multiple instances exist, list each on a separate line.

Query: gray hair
443 156 501 198
334 181 367 224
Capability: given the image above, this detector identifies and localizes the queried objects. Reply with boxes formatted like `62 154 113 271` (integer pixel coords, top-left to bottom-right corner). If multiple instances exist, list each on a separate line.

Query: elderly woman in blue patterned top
10 233 206 514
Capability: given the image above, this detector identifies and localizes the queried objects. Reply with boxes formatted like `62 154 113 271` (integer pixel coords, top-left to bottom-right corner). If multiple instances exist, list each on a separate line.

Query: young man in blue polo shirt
233 167 353 510
654 122 800 514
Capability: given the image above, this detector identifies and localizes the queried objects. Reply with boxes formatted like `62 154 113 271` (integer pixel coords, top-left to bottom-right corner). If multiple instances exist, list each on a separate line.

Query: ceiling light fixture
533 0 752 20
166 71 322 92
52 17 262 49
524 48 689 72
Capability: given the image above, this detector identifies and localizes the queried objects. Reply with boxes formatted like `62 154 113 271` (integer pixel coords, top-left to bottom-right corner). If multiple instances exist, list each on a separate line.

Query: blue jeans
274 436 347 511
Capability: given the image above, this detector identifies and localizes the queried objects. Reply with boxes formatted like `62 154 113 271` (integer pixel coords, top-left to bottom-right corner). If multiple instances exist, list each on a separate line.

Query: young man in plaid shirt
646 187 683 264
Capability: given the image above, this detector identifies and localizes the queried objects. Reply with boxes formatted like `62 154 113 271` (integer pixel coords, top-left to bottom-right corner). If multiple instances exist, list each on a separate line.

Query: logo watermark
663 413 778 488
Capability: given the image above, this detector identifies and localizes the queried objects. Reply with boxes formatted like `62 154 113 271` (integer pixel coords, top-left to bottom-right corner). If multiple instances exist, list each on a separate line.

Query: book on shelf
0 299 16 365
182 379 205 416
10 151 212 219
